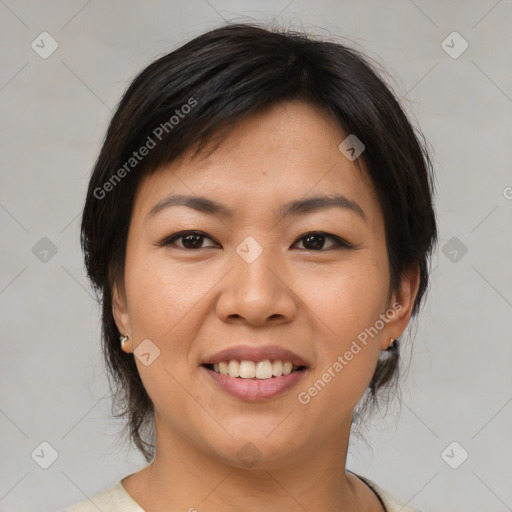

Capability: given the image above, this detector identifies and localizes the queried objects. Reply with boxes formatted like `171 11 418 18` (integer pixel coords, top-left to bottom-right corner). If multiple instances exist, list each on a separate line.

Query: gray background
1 1 511 511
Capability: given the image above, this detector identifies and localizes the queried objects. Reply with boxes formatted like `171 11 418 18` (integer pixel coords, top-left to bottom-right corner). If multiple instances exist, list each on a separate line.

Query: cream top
63 472 422 512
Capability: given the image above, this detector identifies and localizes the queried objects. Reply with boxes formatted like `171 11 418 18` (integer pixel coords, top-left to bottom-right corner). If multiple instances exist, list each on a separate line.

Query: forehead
133 100 381 225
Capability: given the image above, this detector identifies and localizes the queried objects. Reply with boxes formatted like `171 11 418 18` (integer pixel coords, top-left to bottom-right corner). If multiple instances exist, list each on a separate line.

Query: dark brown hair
81 22 437 462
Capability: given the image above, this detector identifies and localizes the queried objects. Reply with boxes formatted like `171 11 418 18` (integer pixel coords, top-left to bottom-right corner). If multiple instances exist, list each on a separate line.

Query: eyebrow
147 193 367 223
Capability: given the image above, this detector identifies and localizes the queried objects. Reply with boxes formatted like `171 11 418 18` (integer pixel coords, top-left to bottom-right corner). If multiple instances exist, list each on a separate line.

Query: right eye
158 230 220 250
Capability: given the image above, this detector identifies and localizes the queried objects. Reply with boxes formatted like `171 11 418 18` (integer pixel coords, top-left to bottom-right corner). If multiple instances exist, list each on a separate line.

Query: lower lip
201 366 307 401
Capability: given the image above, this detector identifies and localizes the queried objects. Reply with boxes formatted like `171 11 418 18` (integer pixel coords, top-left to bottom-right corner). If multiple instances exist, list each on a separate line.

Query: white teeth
219 361 229 376
272 360 283 376
255 360 273 379
239 360 256 378
209 359 302 379
228 360 240 378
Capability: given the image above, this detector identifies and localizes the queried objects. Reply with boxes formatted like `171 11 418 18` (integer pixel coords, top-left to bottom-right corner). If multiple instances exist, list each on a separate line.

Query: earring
120 335 129 351
386 338 397 351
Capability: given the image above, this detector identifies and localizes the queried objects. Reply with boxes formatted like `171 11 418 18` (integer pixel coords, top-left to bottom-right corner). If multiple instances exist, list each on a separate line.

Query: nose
215 242 297 327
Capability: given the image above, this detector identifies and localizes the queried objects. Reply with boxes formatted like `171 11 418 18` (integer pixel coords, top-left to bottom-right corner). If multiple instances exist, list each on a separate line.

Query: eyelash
158 230 353 252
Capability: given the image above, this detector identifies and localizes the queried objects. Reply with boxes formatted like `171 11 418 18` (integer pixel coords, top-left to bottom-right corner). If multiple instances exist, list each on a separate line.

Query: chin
198 429 310 472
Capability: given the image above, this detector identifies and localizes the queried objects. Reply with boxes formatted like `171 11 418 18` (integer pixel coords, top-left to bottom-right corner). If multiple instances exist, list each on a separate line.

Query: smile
201 361 308 401
204 359 306 379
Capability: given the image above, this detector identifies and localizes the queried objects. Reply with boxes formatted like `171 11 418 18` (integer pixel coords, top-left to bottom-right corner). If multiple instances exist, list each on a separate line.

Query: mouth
201 362 308 401
200 345 310 400
201 360 308 380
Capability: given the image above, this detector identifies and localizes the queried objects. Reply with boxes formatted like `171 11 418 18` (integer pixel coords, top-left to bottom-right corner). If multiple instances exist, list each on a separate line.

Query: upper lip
202 345 309 368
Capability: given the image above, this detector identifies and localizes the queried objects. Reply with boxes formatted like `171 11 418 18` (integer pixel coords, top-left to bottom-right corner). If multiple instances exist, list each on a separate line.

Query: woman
65 22 437 512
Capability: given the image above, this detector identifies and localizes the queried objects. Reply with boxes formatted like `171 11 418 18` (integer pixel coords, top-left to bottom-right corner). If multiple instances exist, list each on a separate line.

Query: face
113 100 418 469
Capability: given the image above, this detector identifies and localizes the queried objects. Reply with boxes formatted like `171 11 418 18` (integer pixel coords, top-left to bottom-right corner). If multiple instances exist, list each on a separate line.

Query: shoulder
354 473 424 512
62 480 144 512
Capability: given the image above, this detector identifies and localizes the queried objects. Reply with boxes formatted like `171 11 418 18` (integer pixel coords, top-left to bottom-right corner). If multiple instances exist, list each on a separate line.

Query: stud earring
120 335 129 351
386 338 398 351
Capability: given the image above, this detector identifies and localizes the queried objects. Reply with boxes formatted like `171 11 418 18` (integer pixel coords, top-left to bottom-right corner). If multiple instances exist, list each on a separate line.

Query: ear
112 282 132 353
381 264 421 350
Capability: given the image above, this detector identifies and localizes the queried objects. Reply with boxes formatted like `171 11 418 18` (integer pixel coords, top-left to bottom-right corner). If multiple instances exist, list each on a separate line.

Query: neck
122 416 381 512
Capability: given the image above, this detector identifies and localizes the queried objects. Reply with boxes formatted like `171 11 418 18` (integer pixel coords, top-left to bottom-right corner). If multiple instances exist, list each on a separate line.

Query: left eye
159 230 351 251
292 231 351 251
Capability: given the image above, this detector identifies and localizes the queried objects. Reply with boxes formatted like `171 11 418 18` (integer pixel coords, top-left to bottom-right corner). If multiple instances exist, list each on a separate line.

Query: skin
113 99 420 512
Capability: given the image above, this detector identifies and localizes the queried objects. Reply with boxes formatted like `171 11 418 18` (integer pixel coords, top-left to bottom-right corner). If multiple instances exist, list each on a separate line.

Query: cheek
123 250 213 432
124 248 214 341
299 257 390 343
293 258 389 407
